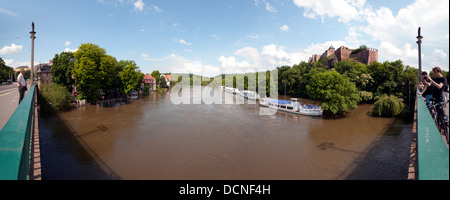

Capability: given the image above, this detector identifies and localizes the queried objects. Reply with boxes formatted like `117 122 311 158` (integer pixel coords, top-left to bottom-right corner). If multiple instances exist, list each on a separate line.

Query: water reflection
40 86 410 180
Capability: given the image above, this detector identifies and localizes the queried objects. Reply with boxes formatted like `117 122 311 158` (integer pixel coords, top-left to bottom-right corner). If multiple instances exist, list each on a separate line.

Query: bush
41 83 73 110
359 91 373 103
372 95 405 117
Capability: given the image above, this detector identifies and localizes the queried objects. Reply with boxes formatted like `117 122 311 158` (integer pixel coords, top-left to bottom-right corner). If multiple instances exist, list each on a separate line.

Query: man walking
17 69 27 105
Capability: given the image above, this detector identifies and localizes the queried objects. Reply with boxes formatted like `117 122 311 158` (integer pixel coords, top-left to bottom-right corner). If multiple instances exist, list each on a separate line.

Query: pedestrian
419 71 433 105
426 66 448 115
17 69 27 105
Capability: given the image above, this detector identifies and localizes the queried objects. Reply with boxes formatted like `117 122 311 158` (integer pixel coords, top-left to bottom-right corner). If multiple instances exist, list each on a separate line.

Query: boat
240 90 259 100
224 87 239 94
259 98 323 116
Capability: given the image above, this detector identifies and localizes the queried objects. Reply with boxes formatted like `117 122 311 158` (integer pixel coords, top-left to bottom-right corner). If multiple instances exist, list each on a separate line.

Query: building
309 45 378 67
143 74 156 91
143 74 155 84
14 66 29 72
36 63 51 88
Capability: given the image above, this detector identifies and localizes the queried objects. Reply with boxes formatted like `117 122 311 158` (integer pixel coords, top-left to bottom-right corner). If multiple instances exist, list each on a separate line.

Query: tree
72 43 108 103
151 70 161 85
307 70 360 115
120 60 143 95
0 57 14 82
159 75 167 88
51 52 75 93
99 55 118 96
372 95 405 117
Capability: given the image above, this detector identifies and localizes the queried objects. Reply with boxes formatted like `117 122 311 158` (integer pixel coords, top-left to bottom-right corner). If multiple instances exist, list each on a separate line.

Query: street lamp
30 22 36 85
416 27 423 84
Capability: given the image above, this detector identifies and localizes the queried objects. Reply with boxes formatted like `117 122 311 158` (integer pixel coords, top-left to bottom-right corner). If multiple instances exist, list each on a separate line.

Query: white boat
224 87 239 94
259 98 322 116
240 90 259 100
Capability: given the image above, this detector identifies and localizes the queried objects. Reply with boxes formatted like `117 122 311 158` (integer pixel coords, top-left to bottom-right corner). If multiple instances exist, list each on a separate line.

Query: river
39 86 413 180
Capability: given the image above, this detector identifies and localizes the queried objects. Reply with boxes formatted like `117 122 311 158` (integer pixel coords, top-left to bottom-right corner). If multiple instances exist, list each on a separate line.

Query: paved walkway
0 83 27 131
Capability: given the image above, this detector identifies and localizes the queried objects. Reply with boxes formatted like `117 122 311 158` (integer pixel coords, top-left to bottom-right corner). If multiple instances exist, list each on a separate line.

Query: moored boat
259 98 322 116
240 90 259 100
224 87 239 94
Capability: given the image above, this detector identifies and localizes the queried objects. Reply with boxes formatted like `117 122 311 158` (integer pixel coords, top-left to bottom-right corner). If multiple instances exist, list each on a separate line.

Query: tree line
0 57 15 83
51 43 144 104
201 58 431 116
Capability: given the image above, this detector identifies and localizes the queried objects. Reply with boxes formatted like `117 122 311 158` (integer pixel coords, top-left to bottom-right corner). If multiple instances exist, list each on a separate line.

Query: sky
1 0 449 77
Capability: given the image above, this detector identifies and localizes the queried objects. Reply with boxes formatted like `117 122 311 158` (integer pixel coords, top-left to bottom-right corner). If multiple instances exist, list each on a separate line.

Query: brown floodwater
39 86 403 180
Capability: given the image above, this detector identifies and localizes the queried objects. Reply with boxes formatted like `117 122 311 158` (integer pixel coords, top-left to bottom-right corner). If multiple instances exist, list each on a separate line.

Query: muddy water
39 86 402 180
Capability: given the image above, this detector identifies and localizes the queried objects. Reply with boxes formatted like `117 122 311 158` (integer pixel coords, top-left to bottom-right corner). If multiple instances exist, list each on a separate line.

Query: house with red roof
143 74 156 91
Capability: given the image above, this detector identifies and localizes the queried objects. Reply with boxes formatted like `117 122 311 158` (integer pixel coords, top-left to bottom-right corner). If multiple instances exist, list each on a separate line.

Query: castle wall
335 46 352 62
309 46 378 66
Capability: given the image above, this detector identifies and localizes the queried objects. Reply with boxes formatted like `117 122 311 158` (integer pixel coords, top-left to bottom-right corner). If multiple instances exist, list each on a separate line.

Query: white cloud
265 2 278 13
179 39 192 46
161 44 309 77
141 53 161 62
0 7 19 18
165 54 221 77
280 25 289 31
65 41 71 46
0 44 23 55
230 44 306 73
64 48 78 53
247 34 260 39
211 34 219 40
356 0 449 71
151 5 162 13
292 0 449 71
133 0 145 11
3 59 29 68
293 0 363 23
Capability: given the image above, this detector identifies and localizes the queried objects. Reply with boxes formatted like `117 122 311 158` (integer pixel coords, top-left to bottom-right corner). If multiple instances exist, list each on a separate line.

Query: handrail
0 84 36 180
416 91 449 180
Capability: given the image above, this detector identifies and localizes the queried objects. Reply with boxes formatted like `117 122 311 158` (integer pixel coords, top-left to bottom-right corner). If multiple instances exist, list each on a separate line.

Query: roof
144 74 155 80
37 65 51 73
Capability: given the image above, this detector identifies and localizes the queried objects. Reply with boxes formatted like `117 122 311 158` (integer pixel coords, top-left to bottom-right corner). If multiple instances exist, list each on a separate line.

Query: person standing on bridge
17 69 27 105
419 71 433 106
426 66 448 115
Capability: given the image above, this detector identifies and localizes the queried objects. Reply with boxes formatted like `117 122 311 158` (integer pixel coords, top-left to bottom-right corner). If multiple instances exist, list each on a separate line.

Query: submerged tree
372 95 405 117
306 70 360 115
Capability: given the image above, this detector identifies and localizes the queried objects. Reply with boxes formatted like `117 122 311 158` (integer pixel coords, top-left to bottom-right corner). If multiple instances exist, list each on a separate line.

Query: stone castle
308 45 378 67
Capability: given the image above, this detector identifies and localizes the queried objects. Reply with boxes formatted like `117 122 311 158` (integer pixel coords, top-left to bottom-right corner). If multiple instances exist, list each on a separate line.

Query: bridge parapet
0 84 36 180
416 92 449 180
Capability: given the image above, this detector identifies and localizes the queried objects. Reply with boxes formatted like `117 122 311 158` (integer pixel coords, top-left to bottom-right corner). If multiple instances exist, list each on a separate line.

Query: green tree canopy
372 95 405 117
120 60 144 95
73 43 109 103
0 57 15 82
306 70 360 115
51 51 75 92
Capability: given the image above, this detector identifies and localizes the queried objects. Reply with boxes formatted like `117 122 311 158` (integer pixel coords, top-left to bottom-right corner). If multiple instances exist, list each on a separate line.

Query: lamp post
416 27 423 84
30 22 36 84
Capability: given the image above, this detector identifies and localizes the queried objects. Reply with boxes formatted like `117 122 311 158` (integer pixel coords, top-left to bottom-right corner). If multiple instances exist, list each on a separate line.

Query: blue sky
1 0 448 77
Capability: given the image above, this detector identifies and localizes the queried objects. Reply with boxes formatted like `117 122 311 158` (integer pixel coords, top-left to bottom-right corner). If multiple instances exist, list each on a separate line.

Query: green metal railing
0 84 36 180
416 92 449 180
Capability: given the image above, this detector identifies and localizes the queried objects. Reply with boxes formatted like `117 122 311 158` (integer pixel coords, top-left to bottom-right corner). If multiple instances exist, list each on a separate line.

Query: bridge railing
416 92 449 180
0 84 36 180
